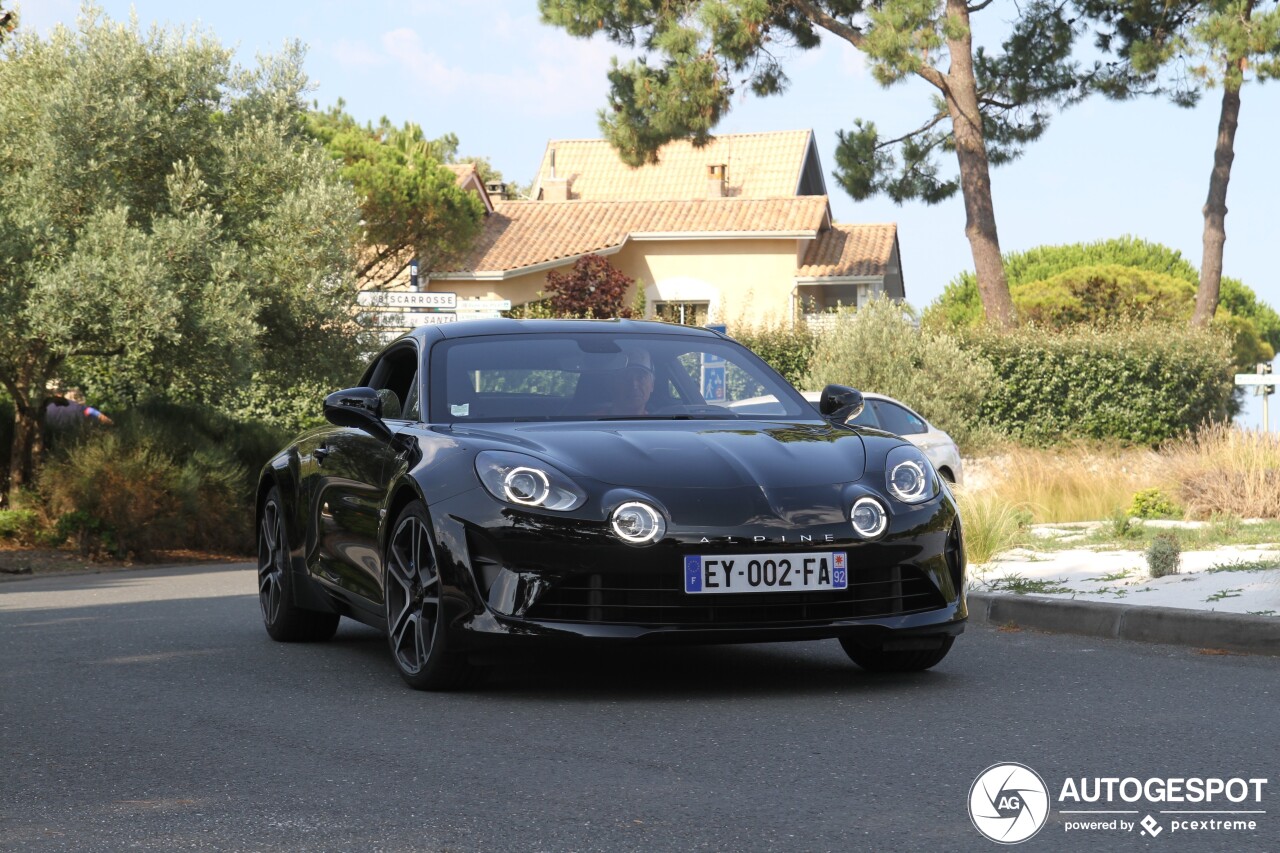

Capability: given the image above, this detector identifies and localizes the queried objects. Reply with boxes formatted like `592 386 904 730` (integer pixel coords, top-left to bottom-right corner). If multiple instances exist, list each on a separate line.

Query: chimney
543 177 569 202
707 164 727 198
485 179 507 205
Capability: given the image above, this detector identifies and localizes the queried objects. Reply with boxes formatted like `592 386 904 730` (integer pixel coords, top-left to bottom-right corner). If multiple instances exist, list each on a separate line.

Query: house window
653 301 710 326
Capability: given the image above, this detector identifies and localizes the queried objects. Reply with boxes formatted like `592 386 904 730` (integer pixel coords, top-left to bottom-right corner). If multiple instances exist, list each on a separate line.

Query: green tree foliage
800 298 998 448
544 254 636 318
540 0 1099 327
0 6 368 496
304 105 486 286
1081 0 1280 324
928 237 1278 366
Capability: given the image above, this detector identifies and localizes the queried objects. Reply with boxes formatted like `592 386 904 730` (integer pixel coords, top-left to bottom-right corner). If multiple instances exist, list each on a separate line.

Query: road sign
356 291 457 309
1234 374 1277 386
403 312 457 326
1235 365 1277 431
456 299 511 312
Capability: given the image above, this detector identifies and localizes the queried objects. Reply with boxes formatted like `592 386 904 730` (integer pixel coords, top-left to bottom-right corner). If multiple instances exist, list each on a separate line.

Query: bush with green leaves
965 323 1234 446
1146 533 1182 578
1128 488 1181 520
800 298 997 449
730 324 818 389
0 509 40 544
35 401 277 557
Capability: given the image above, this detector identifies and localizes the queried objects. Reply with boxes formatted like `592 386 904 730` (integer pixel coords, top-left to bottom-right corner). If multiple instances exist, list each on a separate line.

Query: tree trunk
1194 56 1247 328
7 404 43 498
942 0 1015 328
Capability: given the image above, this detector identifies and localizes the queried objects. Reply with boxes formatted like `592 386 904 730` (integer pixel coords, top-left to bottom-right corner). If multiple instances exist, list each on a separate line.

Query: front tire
840 636 955 672
384 501 471 690
258 487 340 642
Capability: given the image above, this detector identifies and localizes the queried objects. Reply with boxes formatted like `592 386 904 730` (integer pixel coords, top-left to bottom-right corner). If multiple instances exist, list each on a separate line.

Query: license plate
683 552 848 595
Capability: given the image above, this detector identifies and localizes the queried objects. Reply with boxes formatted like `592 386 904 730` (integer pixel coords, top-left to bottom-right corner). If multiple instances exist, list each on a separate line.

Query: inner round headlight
503 467 550 505
850 496 888 538
611 501 666 545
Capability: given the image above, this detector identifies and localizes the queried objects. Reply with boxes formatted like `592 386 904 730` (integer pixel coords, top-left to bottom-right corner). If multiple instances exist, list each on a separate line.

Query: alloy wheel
386 514 440 675
258 499 285 625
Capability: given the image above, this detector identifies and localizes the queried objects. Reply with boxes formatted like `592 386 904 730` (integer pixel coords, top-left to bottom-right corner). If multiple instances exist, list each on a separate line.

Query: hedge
965 323 1234 445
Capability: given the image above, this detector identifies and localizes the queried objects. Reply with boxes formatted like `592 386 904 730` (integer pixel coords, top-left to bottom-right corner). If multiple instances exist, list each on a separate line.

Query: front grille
522 563 946 627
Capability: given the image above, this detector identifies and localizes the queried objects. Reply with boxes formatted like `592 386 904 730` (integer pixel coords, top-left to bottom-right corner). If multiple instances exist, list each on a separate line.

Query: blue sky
24 0 1280 426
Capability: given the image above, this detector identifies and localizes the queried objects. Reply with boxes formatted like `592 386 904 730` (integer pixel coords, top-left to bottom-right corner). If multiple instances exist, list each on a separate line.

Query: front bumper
428 486 966 650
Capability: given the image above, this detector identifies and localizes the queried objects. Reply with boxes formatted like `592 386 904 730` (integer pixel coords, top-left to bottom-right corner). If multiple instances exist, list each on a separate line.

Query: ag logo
969 763 1050 844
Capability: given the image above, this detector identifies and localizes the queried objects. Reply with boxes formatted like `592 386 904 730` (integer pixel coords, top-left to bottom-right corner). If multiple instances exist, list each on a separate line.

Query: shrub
964 323 1234 446
1128 488 1180 520
545 254 635 318
38 418 255 558
800 297 998 449
1160 424 1280 519
0 509 40 544
730 324 818 388
1146 534 1181 578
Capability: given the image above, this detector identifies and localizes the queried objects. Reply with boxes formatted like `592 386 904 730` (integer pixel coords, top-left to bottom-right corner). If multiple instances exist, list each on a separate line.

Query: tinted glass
429 333 813 422
873 400 927 435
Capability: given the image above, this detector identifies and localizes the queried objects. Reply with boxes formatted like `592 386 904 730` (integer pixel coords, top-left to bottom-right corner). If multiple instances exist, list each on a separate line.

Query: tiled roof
797 224 898 278
443 163 478 186
439 196 831 275
534 131 815 201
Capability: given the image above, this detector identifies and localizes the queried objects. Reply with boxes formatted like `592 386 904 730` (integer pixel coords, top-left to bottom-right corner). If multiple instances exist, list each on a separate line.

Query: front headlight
476 451 586 511
885 445 939 505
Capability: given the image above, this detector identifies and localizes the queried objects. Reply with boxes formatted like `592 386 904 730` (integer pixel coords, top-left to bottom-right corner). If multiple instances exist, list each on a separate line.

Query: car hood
451 420 866 488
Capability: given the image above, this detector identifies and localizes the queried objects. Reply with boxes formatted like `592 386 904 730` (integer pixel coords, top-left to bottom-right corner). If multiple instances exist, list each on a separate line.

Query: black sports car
257 319 966 689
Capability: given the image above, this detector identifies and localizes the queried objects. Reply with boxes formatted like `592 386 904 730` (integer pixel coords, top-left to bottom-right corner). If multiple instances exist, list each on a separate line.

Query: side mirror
324 387 393 441
819 384 865 424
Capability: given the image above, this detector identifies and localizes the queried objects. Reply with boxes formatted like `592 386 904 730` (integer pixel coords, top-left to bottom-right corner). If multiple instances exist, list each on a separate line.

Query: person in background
45 388 113 428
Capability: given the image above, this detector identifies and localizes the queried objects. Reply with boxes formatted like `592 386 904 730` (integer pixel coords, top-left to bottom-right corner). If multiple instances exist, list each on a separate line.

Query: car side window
872 400 927 435
365 344 420 422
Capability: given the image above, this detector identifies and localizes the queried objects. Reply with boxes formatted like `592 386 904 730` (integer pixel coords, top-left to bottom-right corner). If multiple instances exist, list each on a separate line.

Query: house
427 130 904 326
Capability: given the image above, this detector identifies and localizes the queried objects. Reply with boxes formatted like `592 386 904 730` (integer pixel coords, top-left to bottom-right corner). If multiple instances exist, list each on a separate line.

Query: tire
258 486 340 642
383 501 472 690
840 636 955 673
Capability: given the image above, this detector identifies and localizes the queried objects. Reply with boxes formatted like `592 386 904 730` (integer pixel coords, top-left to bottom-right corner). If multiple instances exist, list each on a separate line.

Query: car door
311 343 420 604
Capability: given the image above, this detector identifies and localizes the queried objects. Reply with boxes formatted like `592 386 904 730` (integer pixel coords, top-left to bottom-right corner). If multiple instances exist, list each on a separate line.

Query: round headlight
889 459 927 502
476 451 586 511
850 496 888 538
502 467 550 506
611 501 666 545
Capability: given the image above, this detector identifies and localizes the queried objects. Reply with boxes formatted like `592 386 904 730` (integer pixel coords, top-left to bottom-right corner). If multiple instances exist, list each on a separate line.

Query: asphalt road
2 564 1278 853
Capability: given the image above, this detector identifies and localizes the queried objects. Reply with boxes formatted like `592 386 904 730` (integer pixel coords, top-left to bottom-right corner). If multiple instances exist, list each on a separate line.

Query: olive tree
0 6 366 496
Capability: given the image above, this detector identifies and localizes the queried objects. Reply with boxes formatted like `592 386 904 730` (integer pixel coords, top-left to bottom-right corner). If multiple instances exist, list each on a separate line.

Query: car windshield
428 332 815 423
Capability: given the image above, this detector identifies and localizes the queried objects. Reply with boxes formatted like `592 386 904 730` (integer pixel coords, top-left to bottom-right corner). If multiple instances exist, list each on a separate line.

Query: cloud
331 38 389 70
375 20 626 118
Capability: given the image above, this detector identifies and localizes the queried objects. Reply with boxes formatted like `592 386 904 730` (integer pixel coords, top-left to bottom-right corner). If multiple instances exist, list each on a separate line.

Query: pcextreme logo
969 763 1051 844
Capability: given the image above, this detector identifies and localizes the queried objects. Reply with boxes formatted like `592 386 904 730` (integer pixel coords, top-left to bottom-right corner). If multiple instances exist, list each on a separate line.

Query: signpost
1235 362 1276 432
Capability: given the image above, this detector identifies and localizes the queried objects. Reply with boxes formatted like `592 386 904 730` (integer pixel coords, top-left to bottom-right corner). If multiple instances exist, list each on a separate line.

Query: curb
968 592 1280 656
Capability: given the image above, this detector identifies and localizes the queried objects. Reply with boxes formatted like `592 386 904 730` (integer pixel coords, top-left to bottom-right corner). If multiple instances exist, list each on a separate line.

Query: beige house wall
433 238 807 327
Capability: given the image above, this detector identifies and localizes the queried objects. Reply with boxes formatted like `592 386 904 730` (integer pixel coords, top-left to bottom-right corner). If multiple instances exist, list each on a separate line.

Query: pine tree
540 0 1093 328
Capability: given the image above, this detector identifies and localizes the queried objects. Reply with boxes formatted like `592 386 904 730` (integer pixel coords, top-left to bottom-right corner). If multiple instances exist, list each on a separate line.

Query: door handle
314 445 332 463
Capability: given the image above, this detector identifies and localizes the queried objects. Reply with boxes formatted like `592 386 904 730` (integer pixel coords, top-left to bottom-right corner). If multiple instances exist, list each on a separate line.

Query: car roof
428 317 725 340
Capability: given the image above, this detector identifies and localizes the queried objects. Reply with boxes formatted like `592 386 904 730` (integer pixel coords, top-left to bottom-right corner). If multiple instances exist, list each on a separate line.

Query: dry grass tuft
969 443 1158 523
1161 424 1280 520
956 488 1031 565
